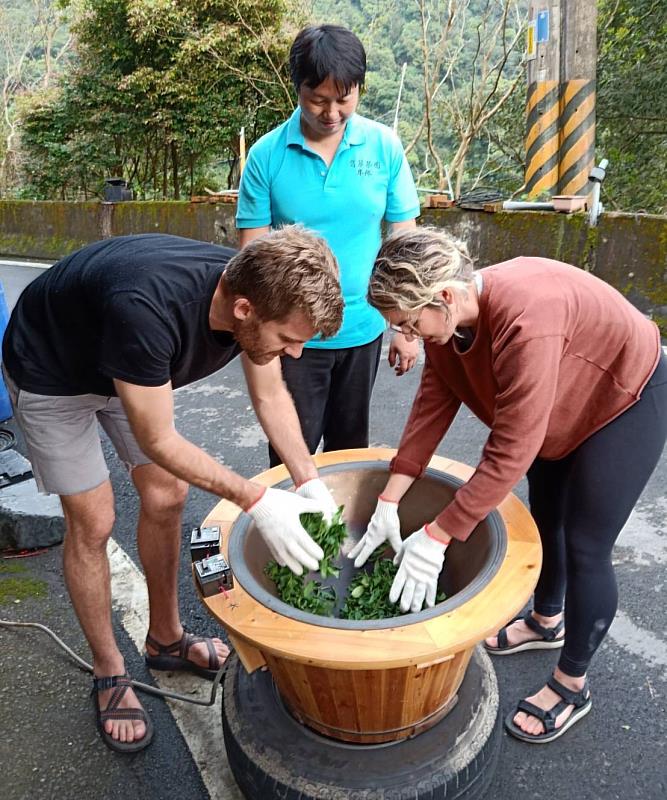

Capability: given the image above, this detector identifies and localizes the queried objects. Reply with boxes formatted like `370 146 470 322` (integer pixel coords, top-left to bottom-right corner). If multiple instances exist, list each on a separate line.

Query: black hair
289 25 366 94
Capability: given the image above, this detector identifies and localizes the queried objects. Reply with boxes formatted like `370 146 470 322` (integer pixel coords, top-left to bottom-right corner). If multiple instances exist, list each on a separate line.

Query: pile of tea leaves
264 507 347 617
264 509 446 620
340 549 399 620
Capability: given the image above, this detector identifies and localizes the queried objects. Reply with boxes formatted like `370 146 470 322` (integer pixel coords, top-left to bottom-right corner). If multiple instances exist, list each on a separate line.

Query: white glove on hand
348 498 403 568
247 487 325 575
295 478 338 524
389 526 448 613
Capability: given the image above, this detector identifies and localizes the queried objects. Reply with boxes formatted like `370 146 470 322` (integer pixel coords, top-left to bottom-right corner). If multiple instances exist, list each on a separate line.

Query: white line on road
0 259 51 269
607 609 667 681
107 538 243 800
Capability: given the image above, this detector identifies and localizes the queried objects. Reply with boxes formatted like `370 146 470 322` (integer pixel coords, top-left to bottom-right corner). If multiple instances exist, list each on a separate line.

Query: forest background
0 0 665 213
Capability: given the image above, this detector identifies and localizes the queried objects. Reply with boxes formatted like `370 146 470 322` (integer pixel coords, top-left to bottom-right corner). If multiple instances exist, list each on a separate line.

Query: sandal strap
145 632 183 655
547 676 590 708
523 612 564 641
181 632 219 671
517 699 559 733
92 673 130 692
516 698 572 734
147 630 220 672
92 673 135 714
99 708 148 722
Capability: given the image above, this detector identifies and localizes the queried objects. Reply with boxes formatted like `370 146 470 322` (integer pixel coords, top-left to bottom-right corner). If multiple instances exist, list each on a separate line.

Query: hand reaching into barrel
348 497 404 567
246 487 326 575
295 477 338 524
390 524 450 613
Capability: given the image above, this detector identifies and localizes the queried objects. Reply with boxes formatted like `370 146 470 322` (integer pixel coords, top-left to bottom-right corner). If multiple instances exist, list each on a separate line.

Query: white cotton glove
390 526 448 614
348 498 403 568
247 487 325 575
295 478 338 524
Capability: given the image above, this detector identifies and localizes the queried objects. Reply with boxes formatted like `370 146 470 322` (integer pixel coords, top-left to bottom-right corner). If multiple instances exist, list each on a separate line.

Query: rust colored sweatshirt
390 257 661 541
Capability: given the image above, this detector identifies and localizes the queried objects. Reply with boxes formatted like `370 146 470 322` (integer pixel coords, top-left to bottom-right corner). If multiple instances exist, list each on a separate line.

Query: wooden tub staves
197 449 541 745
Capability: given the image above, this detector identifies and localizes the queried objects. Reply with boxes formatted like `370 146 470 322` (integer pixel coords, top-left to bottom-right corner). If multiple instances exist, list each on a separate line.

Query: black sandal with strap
504 675 592 744
91 673 154 753
485 611 565 655
145 630 225 681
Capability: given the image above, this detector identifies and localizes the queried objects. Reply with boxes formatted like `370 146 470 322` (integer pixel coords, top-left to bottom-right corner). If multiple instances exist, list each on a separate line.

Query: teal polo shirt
236 108 420 349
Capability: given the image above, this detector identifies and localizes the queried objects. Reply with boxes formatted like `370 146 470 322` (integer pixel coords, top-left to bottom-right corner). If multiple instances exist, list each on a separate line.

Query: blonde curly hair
368 227 474 314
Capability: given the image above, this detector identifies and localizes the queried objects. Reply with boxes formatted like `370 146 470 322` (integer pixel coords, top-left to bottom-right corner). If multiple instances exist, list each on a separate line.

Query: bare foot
94 674 148 745
485 611 564 649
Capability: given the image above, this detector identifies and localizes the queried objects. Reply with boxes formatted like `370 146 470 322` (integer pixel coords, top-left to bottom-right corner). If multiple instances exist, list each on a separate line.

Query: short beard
232 316 279 365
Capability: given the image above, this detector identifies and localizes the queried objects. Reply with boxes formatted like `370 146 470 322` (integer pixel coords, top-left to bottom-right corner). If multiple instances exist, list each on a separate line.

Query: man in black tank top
2 226 343 752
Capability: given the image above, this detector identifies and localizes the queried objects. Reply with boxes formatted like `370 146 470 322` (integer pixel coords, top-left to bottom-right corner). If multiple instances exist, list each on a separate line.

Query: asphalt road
0 261 665 800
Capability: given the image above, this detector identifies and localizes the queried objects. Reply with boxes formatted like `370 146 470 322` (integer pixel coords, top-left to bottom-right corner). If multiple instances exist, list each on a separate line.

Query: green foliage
340 550 400 620
313 0 527 196
264 561 338 615
0 0 72 195
6 0 666 210
597 0 667 213
341 546 446 620
264 507 347 616
265 509 446 620
16 0 298 199
299 508 348 579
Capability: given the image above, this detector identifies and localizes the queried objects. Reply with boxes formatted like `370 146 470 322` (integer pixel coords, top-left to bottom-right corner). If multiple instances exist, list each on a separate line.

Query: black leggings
527 352 667 677
269 335 383 467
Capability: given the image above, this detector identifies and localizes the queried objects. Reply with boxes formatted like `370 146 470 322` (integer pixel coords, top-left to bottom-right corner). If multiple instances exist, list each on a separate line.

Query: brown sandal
145 630 227 681
91 673 154 753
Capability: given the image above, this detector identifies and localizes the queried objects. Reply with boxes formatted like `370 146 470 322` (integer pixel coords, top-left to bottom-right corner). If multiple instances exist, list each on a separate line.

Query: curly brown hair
225 225 343 339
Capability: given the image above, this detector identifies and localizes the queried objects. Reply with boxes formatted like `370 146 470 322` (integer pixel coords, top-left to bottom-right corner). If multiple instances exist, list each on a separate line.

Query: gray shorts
3 370 151 495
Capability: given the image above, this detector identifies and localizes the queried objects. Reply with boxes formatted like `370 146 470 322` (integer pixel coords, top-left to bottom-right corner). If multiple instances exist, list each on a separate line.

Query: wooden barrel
197 449 541 745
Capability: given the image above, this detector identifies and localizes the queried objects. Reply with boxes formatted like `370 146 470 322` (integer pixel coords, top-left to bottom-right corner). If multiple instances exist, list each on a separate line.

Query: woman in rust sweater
350 227 666 744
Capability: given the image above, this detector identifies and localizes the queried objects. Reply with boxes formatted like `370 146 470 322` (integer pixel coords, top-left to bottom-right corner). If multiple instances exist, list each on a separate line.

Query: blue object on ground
0 282 13 421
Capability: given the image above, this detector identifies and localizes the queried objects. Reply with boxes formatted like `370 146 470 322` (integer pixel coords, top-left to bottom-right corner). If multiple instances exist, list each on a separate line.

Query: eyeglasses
389 303 445 338
389 319 421 337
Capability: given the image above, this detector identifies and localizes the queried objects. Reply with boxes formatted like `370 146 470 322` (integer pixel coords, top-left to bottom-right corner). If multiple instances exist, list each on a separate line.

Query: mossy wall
0 200 239 259
0 200 103 259
0 202 665 329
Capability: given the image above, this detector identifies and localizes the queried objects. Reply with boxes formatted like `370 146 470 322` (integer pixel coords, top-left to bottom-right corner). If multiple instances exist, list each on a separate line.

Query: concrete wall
1 200 665 332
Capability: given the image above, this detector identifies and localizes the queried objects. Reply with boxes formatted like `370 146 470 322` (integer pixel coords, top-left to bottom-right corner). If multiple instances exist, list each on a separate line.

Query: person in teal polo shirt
237 24 420 467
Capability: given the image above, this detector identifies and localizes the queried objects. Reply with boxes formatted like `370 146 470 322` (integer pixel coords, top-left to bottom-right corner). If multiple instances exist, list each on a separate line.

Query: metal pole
239 127 246 177
392 62 408 135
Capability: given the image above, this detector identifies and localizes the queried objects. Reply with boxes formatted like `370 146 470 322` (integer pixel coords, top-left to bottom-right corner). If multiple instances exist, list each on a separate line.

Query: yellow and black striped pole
525 3 597 200
557 79 596 195
525 80 560 196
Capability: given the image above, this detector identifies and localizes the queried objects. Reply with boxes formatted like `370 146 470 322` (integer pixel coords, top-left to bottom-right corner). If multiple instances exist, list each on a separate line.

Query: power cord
0 619 226 706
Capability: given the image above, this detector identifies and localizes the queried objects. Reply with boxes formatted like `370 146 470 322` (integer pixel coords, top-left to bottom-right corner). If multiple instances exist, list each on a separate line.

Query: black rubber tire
221 646 501 800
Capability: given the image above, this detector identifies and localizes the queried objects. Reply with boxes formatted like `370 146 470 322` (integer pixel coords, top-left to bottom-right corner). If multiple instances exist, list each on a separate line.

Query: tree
311 0 527 197
18 0 300 199
0 1 71 195
597 0 667 213
405 0 526 195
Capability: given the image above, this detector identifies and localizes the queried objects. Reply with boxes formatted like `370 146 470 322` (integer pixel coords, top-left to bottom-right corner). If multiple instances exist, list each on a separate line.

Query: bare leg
132 464 229 667
61 481 147 744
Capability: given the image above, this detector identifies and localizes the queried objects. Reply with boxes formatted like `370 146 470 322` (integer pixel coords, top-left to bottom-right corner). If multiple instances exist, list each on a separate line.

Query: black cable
455 188 504 209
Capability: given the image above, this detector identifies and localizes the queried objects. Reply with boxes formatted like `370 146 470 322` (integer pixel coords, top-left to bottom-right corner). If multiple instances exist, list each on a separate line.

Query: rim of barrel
228 460 507 630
